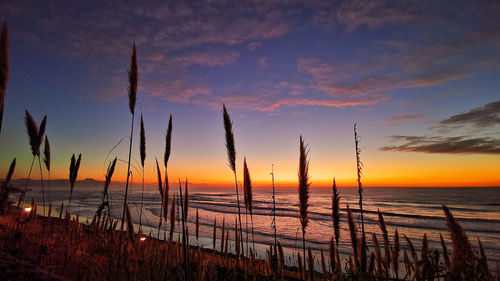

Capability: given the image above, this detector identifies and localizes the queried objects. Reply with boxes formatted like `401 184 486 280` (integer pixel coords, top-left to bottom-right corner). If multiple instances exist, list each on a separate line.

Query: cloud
247 41 261 51
336 0 419 32
297 56 403 104
0 0 293 103
2 0 499 113
143 76 212 104
173 50 240 67
438 100 500 128
381 101 500 155
380 114 422 125
409 70 467 87
380 135 500 155
198 91 381 112
257 57 268 69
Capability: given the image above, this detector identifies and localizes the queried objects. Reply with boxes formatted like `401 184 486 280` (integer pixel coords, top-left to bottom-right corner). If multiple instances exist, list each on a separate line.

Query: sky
0 0 499 187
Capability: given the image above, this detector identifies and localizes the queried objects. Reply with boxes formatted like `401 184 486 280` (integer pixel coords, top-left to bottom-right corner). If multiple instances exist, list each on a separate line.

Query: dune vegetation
0 22 498 280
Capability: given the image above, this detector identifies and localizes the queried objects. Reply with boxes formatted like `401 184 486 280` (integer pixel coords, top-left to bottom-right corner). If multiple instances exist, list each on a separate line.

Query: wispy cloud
336 0 422 32
257 57 268 69
247 41 261 51
380 114 422 125
381 100 500 154
173 50 240 67
380 135 500 155
438 100 500 128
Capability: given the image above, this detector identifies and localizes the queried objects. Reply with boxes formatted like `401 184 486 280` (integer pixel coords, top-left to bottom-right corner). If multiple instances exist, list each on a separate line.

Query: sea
18 185 500 268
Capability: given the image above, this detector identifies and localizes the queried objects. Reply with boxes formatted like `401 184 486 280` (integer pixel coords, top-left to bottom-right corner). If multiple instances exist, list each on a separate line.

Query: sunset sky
0 0 499 187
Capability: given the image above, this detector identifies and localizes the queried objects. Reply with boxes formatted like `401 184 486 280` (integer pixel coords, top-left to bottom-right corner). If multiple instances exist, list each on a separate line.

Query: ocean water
19 185 500 267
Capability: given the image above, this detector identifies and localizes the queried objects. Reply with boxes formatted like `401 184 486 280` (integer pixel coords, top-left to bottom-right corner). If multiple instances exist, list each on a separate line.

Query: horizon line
10 177 500 189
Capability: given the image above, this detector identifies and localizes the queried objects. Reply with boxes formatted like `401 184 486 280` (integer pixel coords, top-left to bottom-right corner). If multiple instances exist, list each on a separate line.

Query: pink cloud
247 42 261 51
380 114 422 125
173 50 240 67
257 57 268 69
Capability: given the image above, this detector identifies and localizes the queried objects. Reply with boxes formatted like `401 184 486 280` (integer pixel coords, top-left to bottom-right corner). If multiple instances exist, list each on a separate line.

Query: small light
139 237 146 242
24 207 32 213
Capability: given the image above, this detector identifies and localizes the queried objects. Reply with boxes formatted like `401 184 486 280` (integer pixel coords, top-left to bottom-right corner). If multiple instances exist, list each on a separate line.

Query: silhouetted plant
68 153 81 213
121 43 138 231
222 104 244 258
20 111 47 212
243 158 255 254
43 136 51 207
97 157 116 217
0 158 18 214
298 135 310 273
139 114 146 231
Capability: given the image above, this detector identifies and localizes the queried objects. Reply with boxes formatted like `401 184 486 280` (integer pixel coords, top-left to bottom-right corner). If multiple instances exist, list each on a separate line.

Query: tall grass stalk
298 135 310 272
221 217 225 253
392 229 400 279
222 104 244 258
332 177 340 247
139 114 146 231
43 136 51 207
378 209 391 274
243 180 249 256
329 237 336 274
68 153 81 214
243 158 255 253
212 217 217 250
347 205 359 270
20 111 46 210
168 192 176 243
121 43 137 231
37 151 45 216
354 124 365 234
178 178 188 276
0 158 16 214
0 22 8 134
270 164 277 250
161 115 172 239
97 157 116 218
442 204 475 277
195 208 199 241
354 123 367 272
155 158 163 238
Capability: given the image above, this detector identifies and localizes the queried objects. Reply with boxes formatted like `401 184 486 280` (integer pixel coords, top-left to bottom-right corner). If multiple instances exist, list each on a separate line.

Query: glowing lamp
24 207 32 213
139 237 146 242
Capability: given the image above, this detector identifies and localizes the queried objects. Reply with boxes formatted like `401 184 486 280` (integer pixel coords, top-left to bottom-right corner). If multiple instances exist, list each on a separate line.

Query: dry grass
222 104 244 258
67 153 81 213
298 135 310 271
332 178 340 247
0 197 497 281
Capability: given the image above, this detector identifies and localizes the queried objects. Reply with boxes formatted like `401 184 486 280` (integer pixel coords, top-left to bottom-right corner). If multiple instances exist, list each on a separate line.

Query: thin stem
37 156 45 216
47 171 51 208
251 213 255 254
158 196 163 239
18 156 35 208
139 165 144 232
68 184 73 214
271 164 277 249
233 171 244 258
178 179 188 275
121 111 135 231
245 206 249 256
302 229 306 278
